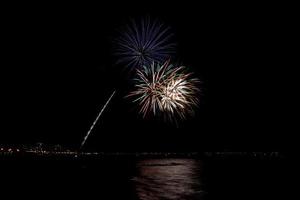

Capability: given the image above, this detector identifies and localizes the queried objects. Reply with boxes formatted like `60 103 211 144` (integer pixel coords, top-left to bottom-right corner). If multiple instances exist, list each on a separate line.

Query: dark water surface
133 159 204 199
0 156 288 199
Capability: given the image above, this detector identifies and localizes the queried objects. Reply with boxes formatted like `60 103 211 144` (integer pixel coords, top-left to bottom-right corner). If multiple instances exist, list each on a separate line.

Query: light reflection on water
133 159 205 200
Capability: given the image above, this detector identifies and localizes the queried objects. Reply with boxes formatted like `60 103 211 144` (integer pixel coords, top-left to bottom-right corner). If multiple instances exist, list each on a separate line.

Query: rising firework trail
80 90 116 149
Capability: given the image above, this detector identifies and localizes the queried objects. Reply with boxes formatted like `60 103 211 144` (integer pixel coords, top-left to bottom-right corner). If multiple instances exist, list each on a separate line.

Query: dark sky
1 2 294 151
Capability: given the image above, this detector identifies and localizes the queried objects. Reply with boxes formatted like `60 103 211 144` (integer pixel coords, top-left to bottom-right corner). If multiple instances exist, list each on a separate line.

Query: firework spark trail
80 90 116 148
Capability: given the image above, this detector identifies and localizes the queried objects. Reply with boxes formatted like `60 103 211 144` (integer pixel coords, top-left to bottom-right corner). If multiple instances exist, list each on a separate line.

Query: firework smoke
114 17 176 70
127 60 199 121
80 90 116 148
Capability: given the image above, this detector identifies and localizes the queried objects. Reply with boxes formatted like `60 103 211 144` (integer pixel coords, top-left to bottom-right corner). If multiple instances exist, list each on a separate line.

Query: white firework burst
128 60 199 120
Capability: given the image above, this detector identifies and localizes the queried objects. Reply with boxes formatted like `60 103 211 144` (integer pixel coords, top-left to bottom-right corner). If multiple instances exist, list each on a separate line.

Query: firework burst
128 60 199 121
114 17 176 70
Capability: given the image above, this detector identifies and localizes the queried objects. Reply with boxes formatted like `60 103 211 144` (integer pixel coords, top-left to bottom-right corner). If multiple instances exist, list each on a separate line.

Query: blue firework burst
114 17 176 69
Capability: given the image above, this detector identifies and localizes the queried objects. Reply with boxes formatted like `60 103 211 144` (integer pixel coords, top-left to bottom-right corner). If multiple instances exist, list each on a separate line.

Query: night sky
1 2 293 152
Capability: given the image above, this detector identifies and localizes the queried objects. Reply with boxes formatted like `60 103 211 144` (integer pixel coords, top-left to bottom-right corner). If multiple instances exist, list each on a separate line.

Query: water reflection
133 159 205 200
